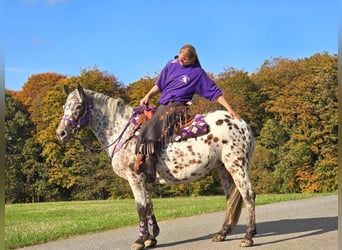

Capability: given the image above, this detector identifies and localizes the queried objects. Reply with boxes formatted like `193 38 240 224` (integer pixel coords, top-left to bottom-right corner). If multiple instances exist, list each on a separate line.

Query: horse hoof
240 237 253 247
131 239 145 250
212 233 225 242
144 238 157 248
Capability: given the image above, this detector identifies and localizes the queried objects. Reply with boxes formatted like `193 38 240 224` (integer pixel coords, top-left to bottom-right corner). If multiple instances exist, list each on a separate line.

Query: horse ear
77 83 86 99
64 85 70 94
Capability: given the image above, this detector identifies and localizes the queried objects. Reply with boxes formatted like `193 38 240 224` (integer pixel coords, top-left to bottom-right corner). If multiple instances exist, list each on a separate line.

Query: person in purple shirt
134 44 240 182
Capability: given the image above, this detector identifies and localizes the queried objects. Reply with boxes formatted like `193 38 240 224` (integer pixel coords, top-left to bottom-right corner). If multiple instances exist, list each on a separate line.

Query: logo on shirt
180 75 190 84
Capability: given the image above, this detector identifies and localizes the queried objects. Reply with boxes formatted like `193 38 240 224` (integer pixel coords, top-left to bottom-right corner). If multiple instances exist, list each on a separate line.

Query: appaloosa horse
56 84 256 249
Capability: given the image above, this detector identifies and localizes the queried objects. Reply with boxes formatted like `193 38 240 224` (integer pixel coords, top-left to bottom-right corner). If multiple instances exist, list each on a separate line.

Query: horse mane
84 89 133 122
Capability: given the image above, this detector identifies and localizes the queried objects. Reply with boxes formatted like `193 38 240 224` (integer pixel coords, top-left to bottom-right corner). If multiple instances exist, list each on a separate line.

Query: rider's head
178 44 199 66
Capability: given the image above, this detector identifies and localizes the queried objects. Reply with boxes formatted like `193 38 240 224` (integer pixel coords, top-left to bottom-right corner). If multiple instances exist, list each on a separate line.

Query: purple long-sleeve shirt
155 58 222 105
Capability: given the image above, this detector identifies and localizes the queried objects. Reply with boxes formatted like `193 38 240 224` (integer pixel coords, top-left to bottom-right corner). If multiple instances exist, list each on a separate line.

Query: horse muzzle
56 123 72 143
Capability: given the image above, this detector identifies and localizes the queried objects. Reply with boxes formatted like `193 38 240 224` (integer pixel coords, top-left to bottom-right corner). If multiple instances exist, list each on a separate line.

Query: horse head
56 84 91 143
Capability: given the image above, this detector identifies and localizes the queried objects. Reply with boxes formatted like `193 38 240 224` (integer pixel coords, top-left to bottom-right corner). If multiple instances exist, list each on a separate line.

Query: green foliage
249 145 276 193
5 93 32 203
5 93 55 203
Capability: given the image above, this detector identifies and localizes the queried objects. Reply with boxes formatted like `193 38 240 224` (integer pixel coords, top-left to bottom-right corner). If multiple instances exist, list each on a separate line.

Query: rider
134 44 240 182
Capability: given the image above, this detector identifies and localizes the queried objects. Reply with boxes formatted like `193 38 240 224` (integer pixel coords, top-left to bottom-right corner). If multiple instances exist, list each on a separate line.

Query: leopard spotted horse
56 84 256 249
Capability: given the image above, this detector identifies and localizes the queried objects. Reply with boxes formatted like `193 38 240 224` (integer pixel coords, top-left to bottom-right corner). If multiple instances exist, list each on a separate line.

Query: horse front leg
132 198 160 250
130 177 160 250
144 214 159 248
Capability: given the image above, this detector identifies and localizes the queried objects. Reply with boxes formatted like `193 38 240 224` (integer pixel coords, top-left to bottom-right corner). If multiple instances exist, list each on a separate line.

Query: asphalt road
19 195 338 250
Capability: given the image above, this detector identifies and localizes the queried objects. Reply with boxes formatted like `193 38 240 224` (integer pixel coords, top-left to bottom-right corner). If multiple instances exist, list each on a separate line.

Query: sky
5 0 338 91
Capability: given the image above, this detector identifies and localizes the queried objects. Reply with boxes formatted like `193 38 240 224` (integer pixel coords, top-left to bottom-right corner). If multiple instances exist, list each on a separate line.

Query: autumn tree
251 53 337 193
126 76 159 107
15 73 66 123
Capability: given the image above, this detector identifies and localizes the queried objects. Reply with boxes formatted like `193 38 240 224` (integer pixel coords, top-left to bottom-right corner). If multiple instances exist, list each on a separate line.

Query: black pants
135 102 188 155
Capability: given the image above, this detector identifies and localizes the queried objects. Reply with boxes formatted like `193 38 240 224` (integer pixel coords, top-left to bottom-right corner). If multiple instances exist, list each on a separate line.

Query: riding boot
134 153 145 174
145 154 157 183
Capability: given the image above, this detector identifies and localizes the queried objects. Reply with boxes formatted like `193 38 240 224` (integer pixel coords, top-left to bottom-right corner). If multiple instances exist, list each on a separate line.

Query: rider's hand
227 107 241 121
140 96 149 106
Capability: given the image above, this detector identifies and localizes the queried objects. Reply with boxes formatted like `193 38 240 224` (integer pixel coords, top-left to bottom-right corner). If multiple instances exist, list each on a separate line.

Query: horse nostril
56 130 66 141
60 130 66 137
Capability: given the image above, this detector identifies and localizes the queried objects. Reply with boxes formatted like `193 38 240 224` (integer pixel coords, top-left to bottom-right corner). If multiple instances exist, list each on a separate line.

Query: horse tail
225 181 243 227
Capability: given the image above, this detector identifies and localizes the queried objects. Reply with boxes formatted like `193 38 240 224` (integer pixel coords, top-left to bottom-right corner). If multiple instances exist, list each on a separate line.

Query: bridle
62 95 92 135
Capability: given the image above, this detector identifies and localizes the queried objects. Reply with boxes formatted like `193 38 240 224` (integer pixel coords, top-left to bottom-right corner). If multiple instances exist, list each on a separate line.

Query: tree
126 76 159 107
216 68 264 135
15 73 66 122
252 53 337 193
20 138 55 202
249 145 276 194
5 91 57 203
5 92 31 202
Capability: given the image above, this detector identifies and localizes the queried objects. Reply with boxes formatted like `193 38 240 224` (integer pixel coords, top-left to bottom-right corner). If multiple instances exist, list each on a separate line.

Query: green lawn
5 193 334 249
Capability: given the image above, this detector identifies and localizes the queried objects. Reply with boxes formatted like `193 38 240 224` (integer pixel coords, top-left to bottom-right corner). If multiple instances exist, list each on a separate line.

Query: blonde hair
179 44 199 63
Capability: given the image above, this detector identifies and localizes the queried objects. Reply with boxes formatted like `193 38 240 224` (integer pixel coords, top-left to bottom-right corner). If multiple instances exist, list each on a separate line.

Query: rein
68 97 155 158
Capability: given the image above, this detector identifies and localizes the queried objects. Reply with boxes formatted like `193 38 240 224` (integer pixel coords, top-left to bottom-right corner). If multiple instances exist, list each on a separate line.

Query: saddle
174 114 209 141
132 107 209 142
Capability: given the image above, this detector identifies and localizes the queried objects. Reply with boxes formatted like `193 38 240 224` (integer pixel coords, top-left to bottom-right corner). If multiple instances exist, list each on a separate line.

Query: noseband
62 95 92 135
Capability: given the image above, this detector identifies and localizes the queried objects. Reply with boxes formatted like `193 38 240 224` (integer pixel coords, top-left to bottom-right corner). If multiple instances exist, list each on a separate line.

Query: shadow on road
157 234 216 248
253 216 338 246
157 216 337 248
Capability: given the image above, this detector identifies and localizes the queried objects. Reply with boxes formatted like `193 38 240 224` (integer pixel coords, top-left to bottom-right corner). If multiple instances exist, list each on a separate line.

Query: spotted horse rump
56 84 257 249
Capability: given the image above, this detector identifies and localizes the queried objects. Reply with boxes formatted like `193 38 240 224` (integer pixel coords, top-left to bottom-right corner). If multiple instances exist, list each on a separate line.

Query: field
5 193 333 249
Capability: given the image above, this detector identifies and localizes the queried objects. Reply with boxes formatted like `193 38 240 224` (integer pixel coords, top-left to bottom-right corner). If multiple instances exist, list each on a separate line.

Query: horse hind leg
214 159 256 247
240 189 256 247
213 163 244 242
231 163 256 247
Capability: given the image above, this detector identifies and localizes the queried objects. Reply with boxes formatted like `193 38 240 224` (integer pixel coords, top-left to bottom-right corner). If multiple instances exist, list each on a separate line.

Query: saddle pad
175 114 209 141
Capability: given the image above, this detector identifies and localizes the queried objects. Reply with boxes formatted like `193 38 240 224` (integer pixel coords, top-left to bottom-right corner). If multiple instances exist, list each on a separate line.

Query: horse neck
86 91 133 148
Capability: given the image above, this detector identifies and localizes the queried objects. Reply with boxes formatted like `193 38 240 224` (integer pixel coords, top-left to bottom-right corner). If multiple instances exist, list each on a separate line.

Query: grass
5 193 335 249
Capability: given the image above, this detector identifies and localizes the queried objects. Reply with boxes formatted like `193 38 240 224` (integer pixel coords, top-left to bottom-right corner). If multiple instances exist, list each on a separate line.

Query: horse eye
76 104 82 110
